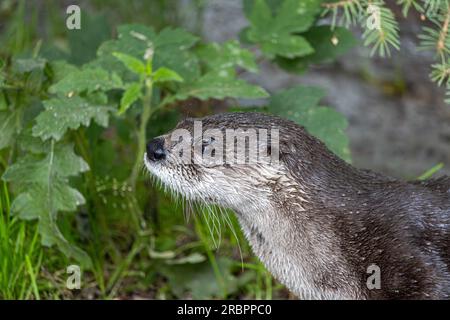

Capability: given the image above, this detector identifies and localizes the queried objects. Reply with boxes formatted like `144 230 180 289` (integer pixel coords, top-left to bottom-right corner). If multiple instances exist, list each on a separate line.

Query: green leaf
260 34 313 59
299 106 351 161
162 72 268 105
113 52 147 75
94 25 200 82
17 129 52 154
33 96 114 141
152 67 183 83
245 0 320 58
119 82 142 115
2 143 92 267
268 85 351 161
0 110 19 150
49 67 123 95
155 27 198 49
196 40 258 75
49 60 79 83
275 26 358 74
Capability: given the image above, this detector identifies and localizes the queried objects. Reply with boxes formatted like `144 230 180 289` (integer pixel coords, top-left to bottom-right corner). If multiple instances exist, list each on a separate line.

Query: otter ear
278 140 309 168
278 139 297 155
175 117 195 129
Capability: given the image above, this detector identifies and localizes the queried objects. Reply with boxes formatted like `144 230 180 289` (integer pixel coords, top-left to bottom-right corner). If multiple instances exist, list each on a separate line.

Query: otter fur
144 112 450 300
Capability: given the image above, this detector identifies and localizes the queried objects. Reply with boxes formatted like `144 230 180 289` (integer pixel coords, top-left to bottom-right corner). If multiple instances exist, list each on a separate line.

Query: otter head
144 112 315 212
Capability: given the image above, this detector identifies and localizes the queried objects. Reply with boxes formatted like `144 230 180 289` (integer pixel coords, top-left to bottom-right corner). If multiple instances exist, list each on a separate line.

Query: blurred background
0 0 449 300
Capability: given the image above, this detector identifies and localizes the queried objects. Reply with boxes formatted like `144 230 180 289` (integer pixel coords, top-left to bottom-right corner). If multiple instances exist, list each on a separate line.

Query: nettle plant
0 0 355 267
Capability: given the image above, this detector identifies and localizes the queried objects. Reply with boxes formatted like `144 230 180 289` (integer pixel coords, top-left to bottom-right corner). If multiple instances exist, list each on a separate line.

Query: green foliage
268 85 351 161
0 0 354 299
119 83 142 115
196 40 258 74
244 0 320 58
112 52 148 75
275 26 358 73
2 142 91 267
322 0 400 57
48 68 123 95
160 257 252 299
33 97 114 141
0 182 45 299
93 25 200 82
162 72 269 105
0 111 18 150
322 0 450 105
362 3 400 57
241 0 357 74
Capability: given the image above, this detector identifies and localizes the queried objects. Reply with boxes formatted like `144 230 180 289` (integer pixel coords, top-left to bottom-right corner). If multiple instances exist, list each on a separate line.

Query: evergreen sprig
322 0 450 105
322 0 400 57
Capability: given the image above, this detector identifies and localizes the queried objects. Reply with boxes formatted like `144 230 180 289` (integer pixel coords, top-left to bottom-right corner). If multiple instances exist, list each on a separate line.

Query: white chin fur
143 153 196 201
143 153 155 174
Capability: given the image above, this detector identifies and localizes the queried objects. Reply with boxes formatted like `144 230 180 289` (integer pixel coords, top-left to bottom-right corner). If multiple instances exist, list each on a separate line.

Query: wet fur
145 112 450 299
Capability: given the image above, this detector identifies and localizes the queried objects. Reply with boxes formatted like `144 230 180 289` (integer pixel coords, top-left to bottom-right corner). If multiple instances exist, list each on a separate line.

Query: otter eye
202 137 215 154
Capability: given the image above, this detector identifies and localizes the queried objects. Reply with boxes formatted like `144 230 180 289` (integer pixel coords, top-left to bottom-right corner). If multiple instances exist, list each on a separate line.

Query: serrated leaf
49 67 123 95
272 0 319 33
152 67 183 83
119 82 142 115
17 129 52 153
32 96 114 141
2 143 92 267
155 27 199 49
162 72 268 105
49 60 79 83
93 25 200 82
245 0 320 59
196 40 258 75
268 85 351 161
113 52 146 75
3 145 89 185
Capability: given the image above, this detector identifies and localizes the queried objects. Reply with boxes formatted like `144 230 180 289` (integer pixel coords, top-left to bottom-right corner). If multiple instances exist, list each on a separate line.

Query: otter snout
146 138 166 161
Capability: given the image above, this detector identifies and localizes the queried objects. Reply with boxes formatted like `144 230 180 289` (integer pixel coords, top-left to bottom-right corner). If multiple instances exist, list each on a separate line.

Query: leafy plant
242 0 357 74
268 85 351 161
0 0 356 299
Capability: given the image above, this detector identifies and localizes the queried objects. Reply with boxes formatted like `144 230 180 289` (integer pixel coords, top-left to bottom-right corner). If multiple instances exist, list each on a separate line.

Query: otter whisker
221 207 244 269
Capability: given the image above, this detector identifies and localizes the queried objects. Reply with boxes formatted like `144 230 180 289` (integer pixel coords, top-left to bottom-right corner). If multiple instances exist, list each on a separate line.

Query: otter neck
232 189 362 299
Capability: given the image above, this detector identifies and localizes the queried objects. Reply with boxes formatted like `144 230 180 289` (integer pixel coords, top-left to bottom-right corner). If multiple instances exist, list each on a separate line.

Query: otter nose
146 138 166 161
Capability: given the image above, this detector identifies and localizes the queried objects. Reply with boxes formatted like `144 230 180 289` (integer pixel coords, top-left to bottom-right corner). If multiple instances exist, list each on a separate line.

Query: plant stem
130 82 153 189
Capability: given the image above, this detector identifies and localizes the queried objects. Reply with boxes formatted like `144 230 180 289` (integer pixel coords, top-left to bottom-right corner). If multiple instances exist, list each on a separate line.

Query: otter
144 112 450 300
